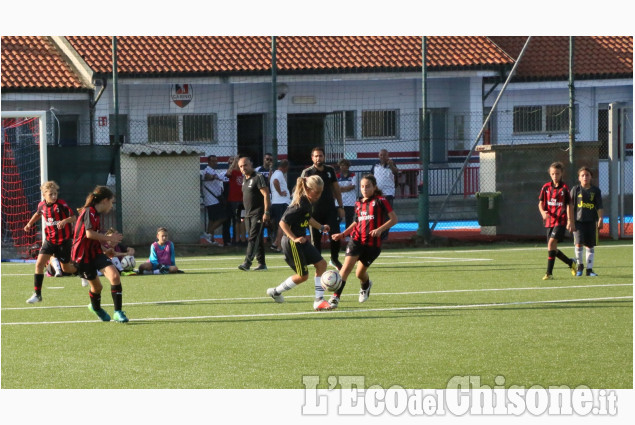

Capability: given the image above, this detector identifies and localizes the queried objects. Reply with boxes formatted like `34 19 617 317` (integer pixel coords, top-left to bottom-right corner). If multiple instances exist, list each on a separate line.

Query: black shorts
271 203 288 224
74 253 113 281
281 236 323 276
345 239 381 267
546 225 567 242
206 204 226 222
573 221 598 247
40 239 72 263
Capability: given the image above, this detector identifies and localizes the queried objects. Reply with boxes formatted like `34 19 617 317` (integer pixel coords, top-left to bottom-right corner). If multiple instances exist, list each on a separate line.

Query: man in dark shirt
300 147 345 270
238 157 271 271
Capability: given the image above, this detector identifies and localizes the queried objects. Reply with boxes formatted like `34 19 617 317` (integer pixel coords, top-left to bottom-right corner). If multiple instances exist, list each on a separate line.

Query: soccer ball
121 255 136 271
320 270 342 292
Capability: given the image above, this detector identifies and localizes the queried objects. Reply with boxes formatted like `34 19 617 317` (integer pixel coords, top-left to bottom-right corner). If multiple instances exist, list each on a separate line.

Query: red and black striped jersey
37 199 75 244
539 181 571 227
351 195 394 248
71 206 103 263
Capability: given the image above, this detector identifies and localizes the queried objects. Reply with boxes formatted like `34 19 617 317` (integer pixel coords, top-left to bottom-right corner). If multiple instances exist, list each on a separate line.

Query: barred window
546 105 569 132
184 114 215 142
333 110 356 139
148 115 178 143
362 110 398 139
513 106 542 133
147 114 216 143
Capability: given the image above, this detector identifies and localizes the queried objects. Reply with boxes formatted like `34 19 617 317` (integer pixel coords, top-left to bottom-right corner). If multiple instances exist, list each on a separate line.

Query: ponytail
80 185 114 211
290 175 324 207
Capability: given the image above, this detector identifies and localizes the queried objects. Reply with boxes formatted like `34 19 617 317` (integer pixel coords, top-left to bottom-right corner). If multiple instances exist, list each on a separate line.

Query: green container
476 192 501 226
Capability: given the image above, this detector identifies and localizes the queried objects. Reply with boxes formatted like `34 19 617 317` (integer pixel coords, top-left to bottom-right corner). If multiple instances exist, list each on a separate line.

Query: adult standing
370 149 399 239
238 157 270 271
269 159 291 251
255 152 275 245
336 158 357 233
300 147 345 270
225 155 247 246
201 154 226 246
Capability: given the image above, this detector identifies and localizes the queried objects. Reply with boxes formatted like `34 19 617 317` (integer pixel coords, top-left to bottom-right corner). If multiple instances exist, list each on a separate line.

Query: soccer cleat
329 259 343 271
88 305 111 322
542 274 553 280
113 310 129 323
576 270 583 277
586 270 598 277
159 265 170 274
327 295 340 310
81 278 90 287
238 263 251 271
359 280 373 303
569 259 577 276
266 287 284 303
253 264 268 271
313 298 331 311
26 293 42 304
121 271 137 276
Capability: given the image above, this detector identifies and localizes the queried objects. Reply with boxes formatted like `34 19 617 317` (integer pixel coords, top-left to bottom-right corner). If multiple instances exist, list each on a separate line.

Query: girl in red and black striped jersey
329 174 398 309
23 181 79 304
538 162 576 280
71 186 128 323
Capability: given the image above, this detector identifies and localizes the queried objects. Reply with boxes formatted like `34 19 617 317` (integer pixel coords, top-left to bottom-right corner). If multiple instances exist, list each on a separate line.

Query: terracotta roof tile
64 36 512 76
1 36 85 90
488 36 633 80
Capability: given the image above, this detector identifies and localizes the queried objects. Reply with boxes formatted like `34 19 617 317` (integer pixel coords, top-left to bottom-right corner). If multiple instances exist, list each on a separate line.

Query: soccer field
1 241 632 389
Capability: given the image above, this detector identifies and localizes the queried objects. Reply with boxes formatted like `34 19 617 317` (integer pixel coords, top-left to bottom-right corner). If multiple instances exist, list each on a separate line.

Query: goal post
1 111 48 260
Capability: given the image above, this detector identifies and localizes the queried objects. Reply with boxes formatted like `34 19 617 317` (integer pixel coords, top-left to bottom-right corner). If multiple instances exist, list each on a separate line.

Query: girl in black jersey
330 174 398 309
266 175 333 311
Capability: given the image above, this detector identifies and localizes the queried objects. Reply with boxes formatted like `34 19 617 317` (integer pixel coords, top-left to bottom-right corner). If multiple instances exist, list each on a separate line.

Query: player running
23 181 86 304
265 175 332 311
71 186 129 323
328 174 398 309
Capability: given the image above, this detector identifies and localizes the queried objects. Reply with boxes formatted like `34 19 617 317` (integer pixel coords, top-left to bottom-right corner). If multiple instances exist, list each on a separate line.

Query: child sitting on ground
137 227 183 275
102 228 137 276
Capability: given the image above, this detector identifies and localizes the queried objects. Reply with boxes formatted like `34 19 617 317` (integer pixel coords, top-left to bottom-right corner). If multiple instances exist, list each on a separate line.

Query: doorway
287 113 326 184
237 114 264 164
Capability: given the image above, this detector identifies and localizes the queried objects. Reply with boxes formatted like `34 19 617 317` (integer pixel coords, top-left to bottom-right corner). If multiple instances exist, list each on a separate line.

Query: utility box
476 192 501 226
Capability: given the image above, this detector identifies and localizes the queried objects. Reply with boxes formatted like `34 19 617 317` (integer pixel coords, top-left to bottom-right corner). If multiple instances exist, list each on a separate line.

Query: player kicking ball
328 174 398 309
266 175 332 311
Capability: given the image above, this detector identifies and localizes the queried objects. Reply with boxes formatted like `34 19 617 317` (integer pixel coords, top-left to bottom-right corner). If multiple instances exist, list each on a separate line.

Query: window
332 110 356 139
362 110 398 139
513 104 578 134
183 114 214 142
147 114 216 143
513 106 542 133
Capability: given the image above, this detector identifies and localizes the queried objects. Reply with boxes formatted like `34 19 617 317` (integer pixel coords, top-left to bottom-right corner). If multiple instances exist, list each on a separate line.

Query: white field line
2 296 631 326
2 242 630 268
2 283 631 312
0 257 494 277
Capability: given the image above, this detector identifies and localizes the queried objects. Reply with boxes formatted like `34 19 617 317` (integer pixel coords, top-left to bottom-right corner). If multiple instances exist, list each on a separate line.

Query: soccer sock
153 269 160 275
586 247 595 271
555 250 571 265
111 284 123 311
547 250 556 274
274 276 297 295
89 291 102 311
361 280 370 291
50 257 62 274
34 273 44 296
335 280 347 298
314 276 325 299
575 246 584 269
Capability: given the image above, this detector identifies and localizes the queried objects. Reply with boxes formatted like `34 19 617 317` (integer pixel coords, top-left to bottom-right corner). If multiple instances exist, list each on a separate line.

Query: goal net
1 111 47 260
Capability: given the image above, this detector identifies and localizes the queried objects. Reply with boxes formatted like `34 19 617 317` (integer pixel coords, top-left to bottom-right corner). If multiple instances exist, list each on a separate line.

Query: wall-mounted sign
171 84 193 108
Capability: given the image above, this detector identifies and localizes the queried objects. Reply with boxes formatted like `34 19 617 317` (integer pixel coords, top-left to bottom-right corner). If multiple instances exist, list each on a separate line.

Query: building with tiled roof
1 35 632 243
